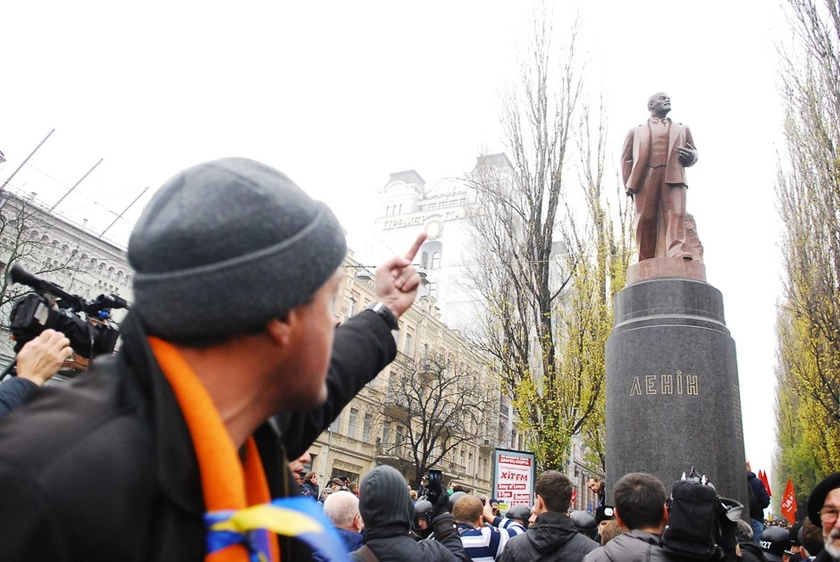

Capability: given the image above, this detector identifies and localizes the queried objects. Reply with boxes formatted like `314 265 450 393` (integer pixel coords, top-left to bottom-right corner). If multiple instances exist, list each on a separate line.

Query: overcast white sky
1 1 788 491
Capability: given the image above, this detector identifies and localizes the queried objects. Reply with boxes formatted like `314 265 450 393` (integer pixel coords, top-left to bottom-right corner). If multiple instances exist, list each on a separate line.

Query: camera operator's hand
482 498 496 524
431 488 451 519
374 233 426 318
16 330 72 386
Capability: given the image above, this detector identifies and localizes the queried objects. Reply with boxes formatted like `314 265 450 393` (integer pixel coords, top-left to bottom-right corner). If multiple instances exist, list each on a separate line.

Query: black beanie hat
595 504 615 524
128 157 346 341
808 472 840 526
359 466 412 538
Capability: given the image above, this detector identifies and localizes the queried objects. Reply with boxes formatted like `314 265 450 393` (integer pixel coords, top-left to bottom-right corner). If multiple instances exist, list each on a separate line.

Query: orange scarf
149 337 280 562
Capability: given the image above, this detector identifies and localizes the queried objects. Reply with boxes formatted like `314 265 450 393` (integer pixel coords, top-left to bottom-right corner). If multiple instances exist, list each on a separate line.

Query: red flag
759 470 772 496
781 478 797 524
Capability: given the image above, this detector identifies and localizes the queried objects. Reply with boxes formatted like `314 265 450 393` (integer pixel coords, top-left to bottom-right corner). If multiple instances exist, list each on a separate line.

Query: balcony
447 462 466 477
383 387 410 420
391 351 417 372
374 441 415 472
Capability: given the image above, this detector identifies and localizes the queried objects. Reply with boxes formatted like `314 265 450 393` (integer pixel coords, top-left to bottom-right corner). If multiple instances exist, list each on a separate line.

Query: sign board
493 448 536 510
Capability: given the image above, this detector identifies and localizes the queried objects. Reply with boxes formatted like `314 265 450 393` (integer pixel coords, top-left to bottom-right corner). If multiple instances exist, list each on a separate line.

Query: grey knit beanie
358 465 413 537
128 157 346 341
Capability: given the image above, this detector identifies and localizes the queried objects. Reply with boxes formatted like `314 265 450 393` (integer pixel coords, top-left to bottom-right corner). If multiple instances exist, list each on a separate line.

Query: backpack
661 478 724 561
747 475 770 514
660 470 740 562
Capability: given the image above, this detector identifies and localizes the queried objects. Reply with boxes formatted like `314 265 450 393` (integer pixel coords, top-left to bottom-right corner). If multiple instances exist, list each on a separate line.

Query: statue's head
648 92 671 116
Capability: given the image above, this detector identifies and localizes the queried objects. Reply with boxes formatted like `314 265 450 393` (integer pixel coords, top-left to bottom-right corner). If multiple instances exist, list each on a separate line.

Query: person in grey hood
352 465 468 562
584 473 674 562
498 471 599 562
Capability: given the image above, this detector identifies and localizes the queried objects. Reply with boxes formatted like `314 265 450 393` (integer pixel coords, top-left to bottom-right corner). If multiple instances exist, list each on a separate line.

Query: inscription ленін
630 371 699 396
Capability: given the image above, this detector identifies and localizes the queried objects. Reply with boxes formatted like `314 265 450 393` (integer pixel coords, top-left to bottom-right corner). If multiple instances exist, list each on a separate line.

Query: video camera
411 469 443 540
6 263 128 372
425 469 443 505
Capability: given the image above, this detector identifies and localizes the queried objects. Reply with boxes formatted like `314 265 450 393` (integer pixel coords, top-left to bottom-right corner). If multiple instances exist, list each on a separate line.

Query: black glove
431 513 458 540
432 490 451 518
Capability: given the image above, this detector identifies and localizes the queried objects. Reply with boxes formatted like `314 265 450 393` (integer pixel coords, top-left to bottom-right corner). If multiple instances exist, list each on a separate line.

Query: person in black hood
352 465 468 562
498 471 599 562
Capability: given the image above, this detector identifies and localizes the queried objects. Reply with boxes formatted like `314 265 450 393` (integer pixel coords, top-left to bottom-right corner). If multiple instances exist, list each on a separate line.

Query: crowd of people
0 156 836 562
290 463 840 562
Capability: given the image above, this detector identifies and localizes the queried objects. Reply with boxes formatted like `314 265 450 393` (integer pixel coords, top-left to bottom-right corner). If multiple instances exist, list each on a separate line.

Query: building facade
305 249 506 496
361 156 604 507
0 188 131 369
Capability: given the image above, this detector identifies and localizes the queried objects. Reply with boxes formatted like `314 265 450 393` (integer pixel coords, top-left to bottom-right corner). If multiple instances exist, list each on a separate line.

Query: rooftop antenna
0 129 55 192
50 158 103 211
100 187 149 239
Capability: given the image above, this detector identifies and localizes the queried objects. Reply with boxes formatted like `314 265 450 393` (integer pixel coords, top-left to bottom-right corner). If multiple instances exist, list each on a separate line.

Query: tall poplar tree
775 0 840 478
464 12 632 471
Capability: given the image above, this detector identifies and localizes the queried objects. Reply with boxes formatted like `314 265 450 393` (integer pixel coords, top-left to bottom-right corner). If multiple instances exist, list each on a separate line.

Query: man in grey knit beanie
0 157 428 561
128 157 349 344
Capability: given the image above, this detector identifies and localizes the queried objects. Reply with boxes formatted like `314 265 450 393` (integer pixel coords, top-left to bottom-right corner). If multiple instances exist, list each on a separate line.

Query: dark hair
801 518 824 557
612 472 666 530
535 470 573 513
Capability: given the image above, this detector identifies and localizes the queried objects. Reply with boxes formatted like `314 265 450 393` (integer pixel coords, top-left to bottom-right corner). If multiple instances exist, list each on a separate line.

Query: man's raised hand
374 232 427 318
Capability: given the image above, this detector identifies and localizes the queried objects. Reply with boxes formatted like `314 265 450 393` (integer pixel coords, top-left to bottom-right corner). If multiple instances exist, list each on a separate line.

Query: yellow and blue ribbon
206 497 351 562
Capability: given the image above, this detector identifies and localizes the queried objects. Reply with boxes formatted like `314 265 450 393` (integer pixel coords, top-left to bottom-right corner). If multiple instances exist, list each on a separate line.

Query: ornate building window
362 413 372 442
421 241 443 270
382 422 392 450
404 331 413 357
347 407 358 439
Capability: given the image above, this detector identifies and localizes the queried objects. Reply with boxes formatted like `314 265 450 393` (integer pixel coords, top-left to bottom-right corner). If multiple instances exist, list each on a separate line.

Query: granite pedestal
605 277 749 513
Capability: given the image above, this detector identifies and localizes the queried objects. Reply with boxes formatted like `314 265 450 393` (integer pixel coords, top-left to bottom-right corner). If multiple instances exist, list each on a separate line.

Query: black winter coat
738 541 768 562
358 532 466 562
747 472 770 519
814 550 837 562
0 310 396 561
498 511 600 562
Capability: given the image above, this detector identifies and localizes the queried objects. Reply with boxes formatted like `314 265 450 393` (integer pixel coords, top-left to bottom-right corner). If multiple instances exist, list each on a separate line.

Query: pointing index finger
404 232 427 262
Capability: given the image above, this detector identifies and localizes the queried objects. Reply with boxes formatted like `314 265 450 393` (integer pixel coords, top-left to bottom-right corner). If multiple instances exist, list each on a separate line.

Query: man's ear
265 316 293 347
614 507 629 530
661 503 669 526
